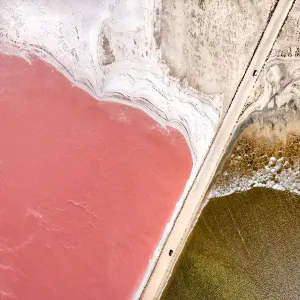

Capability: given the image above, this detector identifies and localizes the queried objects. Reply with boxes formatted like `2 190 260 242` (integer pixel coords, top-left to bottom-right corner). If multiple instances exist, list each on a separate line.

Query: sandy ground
0 3 219 295
210 113 300 199
0 0 220 163
0 0 296 298
0 0 278 157
244 0 300 118
141 1 295 298
158 0 277 114
0 1 276 298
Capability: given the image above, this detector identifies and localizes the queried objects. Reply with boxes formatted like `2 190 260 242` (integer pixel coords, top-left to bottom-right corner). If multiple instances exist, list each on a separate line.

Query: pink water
0 54 192 299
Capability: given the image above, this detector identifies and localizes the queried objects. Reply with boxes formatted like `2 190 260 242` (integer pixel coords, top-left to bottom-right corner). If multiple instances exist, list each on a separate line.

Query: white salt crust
0 1 222 298
209 156 300 199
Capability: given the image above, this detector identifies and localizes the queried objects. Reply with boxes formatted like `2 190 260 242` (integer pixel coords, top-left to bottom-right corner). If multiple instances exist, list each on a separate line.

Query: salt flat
0 0 293 298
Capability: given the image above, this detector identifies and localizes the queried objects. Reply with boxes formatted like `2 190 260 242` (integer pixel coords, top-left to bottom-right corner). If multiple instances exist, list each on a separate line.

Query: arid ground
1 0 300 299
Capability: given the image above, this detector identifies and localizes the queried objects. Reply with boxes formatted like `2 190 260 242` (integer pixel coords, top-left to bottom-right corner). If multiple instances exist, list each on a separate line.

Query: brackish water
162 188 300 300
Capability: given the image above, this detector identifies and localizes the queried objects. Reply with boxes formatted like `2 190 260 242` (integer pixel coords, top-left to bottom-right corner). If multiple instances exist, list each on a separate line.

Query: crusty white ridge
0 0 222 298
0 0 221 163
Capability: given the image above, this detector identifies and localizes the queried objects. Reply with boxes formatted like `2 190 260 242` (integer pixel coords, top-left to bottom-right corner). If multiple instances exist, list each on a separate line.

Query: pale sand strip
140 1 295 298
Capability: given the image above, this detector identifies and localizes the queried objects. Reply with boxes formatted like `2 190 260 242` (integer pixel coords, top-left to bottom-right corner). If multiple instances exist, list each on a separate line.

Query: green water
161 188 300 300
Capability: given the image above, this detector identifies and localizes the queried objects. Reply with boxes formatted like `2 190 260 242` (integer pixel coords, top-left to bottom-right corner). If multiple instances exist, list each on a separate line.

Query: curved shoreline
0 45 217 299
0 0 296 299
141 1 295 297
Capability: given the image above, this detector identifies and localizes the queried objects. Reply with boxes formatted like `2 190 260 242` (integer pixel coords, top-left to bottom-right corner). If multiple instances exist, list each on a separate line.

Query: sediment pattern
0 0 279 161
162 188 300 300
0 0 222 163
210 108 300 198
0 1 294 299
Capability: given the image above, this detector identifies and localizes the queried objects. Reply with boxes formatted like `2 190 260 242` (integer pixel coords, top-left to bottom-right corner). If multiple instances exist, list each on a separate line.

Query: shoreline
0 45 219 300
0 1 296 298
141 0 295 297
210 109 300 200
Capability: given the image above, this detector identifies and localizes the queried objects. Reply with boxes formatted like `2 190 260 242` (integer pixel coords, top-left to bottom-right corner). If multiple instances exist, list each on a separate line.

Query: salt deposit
0 0 222 164
0 1 288 298
210 158 300 199
0 4 222 297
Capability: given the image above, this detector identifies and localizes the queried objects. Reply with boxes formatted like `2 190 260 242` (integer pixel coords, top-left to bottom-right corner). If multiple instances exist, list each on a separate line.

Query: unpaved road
141 0 295 298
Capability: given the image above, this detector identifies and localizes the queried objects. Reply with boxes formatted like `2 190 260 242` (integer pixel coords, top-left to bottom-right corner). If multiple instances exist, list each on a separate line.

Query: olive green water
161 188 300 300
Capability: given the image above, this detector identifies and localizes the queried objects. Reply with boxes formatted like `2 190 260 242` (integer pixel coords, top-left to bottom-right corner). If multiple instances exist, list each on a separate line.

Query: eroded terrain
213 0 300 197
2 0 300 299
159 0 277 112
161 1 300 298
0 0 280 159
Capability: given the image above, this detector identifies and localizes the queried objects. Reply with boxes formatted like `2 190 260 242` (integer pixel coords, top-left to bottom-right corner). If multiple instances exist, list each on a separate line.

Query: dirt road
141 0 295 298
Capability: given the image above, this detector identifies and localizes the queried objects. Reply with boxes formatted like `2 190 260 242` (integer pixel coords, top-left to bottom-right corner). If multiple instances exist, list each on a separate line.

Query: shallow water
0 54 192 299
162 188 300 300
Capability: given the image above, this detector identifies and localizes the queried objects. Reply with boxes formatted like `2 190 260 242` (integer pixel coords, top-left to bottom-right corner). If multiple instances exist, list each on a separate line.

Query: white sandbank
0 1 222 298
